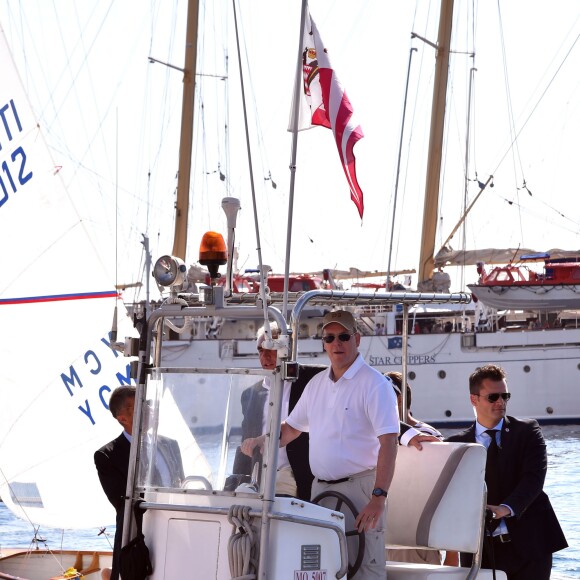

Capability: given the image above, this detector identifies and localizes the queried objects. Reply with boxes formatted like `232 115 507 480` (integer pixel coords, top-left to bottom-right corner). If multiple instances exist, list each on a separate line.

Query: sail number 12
1 147 33 205
0 99 33 209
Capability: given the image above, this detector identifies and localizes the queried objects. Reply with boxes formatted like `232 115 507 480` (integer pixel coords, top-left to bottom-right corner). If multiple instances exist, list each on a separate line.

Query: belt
493 533 511 543
317 476 350 484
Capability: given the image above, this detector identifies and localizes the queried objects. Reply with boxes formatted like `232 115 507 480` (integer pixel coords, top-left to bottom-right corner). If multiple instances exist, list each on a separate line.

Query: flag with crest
290 11 365 219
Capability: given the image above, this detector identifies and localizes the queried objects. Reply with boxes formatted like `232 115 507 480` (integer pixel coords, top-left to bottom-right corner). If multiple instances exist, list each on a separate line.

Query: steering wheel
311 490 365 579
181 475 213 490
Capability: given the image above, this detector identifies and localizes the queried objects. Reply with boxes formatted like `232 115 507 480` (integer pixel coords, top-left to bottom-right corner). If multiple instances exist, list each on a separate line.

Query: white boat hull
143 493 347 580
468 283 580 310
163 328 580 426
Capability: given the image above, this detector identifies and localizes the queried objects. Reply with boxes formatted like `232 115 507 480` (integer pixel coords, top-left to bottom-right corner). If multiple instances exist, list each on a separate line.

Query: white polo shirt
286 354 399 480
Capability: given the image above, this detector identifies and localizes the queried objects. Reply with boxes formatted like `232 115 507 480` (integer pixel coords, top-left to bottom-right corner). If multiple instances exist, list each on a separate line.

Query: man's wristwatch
372 487 388 498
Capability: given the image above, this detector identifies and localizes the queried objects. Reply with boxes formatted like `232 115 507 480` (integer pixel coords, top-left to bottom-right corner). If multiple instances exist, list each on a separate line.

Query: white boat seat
385 442 507 579
385 562 501 579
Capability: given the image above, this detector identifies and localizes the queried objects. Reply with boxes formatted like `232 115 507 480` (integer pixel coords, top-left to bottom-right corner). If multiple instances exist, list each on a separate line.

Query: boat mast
172 0 200 261
417 0 454 288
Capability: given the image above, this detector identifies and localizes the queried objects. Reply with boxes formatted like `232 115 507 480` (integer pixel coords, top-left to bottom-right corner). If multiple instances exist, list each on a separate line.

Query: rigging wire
495 0 525 242
437 0 474 263
128 0 180 304
386 45 417 289
458 0 478 289
388 1 433 279
460 65 476 291
199 0 228 198
231 0 270 323
490 4 580 229
235 4 283 265
221 0 231 195
115 108 118 294
11 1 176 304
234 1 312 271
189 0 234 262
239 20 277 194
437 0 580 263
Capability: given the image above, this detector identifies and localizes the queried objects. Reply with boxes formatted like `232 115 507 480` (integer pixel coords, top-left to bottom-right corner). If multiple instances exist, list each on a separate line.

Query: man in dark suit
94 386 184 580
232 324 324 500
446 364 567 579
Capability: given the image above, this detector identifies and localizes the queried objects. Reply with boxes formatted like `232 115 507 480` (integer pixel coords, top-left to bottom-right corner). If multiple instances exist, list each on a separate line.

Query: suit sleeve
232 384 259 475
239 386 253 440
94 448 126 512
503 420 548 517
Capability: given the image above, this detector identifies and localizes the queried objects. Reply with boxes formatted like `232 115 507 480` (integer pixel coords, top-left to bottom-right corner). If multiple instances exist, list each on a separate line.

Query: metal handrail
290 288 471 359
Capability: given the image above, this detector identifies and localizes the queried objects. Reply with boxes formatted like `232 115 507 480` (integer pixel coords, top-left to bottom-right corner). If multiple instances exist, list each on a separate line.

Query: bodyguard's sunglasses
322 333 353 344
477 392 511 403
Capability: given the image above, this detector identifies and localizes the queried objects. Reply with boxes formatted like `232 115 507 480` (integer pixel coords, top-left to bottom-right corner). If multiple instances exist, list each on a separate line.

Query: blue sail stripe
0 291 118 305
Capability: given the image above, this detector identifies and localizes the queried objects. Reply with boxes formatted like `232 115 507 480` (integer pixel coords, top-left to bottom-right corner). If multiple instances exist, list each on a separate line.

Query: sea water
544 425 580 579
1 425 578 578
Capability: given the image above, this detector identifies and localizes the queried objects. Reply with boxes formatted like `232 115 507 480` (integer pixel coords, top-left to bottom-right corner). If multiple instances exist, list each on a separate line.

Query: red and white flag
291 11 365 219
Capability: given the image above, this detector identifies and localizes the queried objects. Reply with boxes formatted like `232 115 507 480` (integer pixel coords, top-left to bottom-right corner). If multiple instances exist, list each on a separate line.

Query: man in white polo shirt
244 310 399 579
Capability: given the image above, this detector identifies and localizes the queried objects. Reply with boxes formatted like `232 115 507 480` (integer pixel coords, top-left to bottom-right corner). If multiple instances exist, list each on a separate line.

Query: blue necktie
484 429 501 532
484 429 500 504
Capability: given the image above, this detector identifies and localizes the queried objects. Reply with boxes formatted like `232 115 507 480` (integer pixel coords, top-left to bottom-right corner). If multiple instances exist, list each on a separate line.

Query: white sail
0 25 137 529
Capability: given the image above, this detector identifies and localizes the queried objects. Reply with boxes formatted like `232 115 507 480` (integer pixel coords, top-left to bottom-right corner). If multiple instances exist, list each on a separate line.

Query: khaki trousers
312 469 386 580
276 465 298 497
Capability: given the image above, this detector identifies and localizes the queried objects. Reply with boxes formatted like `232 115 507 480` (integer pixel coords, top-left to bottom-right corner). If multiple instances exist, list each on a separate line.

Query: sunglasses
476 392 511 403
322 333 353 344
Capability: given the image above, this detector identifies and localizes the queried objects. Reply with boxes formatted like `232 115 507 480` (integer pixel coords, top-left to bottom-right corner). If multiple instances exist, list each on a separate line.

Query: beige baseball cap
321 310 357 333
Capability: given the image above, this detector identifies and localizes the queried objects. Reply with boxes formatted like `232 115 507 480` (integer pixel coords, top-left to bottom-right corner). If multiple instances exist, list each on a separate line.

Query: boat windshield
135 367 273 494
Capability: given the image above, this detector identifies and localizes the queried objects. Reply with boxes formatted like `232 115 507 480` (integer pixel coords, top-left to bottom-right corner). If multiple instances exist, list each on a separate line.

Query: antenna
222 196 240 229
222 197 241 295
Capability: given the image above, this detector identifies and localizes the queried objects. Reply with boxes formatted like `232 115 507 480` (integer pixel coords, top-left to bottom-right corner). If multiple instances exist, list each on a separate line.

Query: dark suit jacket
95 432 185 506
446 416 567 566
94 433 130 580
95 433 131 516
232 364 326 500
94 432 184 580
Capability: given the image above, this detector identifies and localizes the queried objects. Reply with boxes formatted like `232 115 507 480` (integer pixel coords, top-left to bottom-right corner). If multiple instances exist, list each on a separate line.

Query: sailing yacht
0 16 137 580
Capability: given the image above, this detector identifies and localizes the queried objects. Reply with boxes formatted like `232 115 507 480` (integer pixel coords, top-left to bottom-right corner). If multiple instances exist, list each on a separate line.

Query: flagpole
283 0 309 327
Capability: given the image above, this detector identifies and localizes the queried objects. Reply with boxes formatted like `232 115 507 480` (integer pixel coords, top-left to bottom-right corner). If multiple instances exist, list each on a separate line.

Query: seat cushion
386 562 507 579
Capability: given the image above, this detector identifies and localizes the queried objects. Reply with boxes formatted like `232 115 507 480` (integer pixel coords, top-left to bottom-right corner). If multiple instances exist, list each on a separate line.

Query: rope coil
227 504 258 580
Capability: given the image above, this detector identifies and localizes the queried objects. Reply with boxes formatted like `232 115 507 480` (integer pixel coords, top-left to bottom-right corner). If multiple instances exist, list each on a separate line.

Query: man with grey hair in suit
234 322 324 500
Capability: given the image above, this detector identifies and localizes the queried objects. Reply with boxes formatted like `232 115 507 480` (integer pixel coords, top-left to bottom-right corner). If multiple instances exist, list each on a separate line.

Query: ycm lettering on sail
60 331 134 426
0 98 32 208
